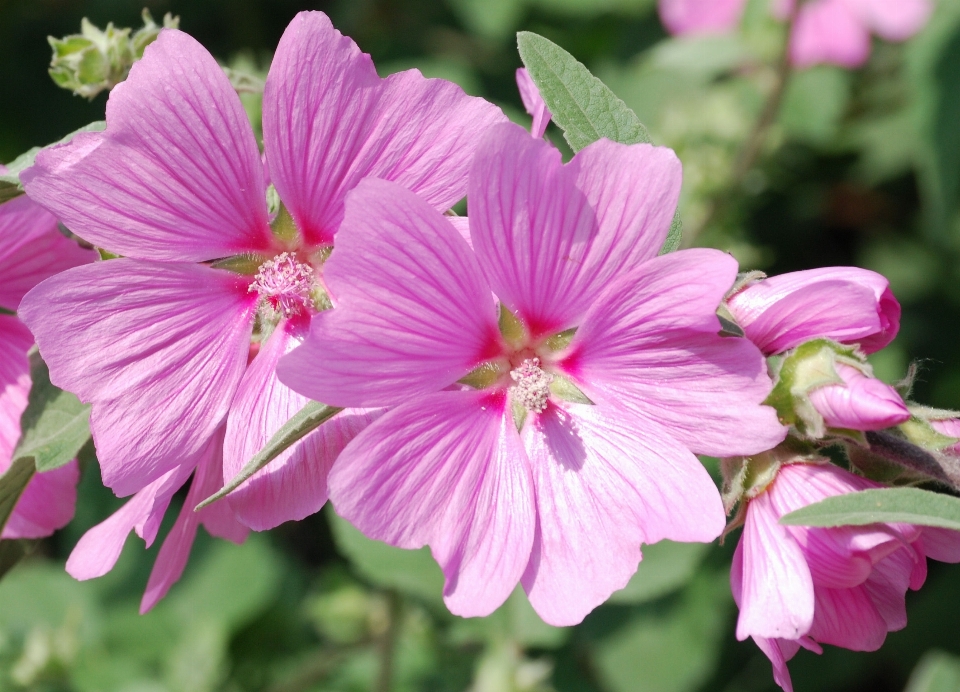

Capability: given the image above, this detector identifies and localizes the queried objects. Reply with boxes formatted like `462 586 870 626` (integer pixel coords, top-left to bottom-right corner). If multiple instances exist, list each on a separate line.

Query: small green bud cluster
48 9 179 100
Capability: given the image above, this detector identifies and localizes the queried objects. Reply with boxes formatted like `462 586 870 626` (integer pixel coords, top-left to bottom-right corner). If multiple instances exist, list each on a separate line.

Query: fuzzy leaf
196 401 342 510
780 487 960 531
0 121 106 203
0 459 37 539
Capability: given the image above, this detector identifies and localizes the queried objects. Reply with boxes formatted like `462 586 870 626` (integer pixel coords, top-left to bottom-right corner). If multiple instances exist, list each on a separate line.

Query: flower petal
515 68 552 138
279 179 498 407
564 248 785 457
808 364 909 432
225 320 383 530
141 427 247 613
262 11 506 247
918 527 960 564
19 260 256 495
521 402 724 626
726 267 900 356
658 0 749 35
862 546 919 632
21 30 272 262
0 316 32 468
0 196 95 311
3 462 79 539
469 122 597 337
849 0 931 41
66 463 193 580
807 584 887 651
790 0 871 68
328 390 536 618
736 491 815 641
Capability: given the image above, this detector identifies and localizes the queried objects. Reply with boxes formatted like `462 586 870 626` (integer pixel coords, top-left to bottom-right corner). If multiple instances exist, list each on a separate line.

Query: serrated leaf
14 352 91 473
517 31 652 152
780 487 960 531
0 121 106 203
196 401 342 510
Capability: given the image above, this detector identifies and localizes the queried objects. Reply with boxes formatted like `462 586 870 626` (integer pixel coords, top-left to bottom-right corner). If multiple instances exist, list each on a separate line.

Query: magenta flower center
249 252 316 318
509 357 553 413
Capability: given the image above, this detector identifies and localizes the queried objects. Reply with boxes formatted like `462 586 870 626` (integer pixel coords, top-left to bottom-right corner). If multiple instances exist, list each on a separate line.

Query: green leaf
607 540 710 605
517 32 682 253
195 401 342 510
0 121 106 203
15 351 91 472
517 31 652 152
326 506 445 607
780 487 960 531
905 651 960 692
0 458 38 540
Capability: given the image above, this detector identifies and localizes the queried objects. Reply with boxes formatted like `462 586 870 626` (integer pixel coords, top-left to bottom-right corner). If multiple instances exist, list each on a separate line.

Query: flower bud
47 10 179 100
726 267 900 356
808 363 910 432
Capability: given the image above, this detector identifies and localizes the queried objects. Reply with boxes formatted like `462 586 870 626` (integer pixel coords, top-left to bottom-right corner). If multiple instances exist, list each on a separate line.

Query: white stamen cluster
509 358 553 414
249 252 315 318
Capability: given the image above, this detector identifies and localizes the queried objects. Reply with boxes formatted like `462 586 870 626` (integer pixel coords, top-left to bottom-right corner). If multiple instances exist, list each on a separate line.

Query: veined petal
66 463 193 581
262 11 506 247
790 0 871 68
570 138 683 283
736 492 815 641
279 180 498 407
19 260 256 496
862 546 919 632
328 390 536 618
3 462 79 539
225 320 383 530
808 585 887 651
918 527 960 564
658 0 749 35
469 123 597 338
515 68 552 138
808 364 909 431
727 267 900 355
0 316 32 468
521 403 724 626
0 195 95 311
565 249 785 457
21 30 273 262
141 427 247 613
752 636 799 692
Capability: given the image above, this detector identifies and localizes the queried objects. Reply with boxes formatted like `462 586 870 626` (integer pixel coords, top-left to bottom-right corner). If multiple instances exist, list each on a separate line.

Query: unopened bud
808 363 910 433
48 9 179 100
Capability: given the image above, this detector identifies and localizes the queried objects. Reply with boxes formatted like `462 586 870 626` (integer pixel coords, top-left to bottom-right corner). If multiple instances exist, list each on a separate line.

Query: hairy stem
376 590 402 692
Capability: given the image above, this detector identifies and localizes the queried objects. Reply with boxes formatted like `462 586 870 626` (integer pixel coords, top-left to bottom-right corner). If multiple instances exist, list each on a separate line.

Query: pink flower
0 179 94 539
778 0 932 68
19 12 504 609
726 267 900 356
278 122 786 625
930 418 960 455
515 68 552 139
658 0 748 36
808 363 909 432
732 462 960 692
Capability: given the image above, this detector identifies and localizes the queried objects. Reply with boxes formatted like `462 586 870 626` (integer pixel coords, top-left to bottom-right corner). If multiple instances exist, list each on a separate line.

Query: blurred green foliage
7 0 960 690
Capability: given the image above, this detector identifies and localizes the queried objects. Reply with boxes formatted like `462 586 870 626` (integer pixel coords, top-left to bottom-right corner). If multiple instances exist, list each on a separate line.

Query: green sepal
211 253 270 275
196 401 342 510
270 203 301 245
716 303 745 338
498 305 526 348
511 398 528 433
548 374 593 405
459 361 507 390
0 121 106 204
764 338 867 439
544 327 577 352
899 414 960 452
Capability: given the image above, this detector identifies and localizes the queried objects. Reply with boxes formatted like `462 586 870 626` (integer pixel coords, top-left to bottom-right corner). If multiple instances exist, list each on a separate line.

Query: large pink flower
0 178 94 539
19 12 505 608
733 462 960 692
726 267 900 356
278 122 786 626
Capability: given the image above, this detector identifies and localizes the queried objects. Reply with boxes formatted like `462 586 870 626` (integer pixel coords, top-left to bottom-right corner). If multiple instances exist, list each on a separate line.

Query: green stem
375 590 402 692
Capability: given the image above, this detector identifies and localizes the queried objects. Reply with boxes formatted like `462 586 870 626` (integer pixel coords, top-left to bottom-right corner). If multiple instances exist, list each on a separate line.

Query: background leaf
607 540 710 605
905 651 960 692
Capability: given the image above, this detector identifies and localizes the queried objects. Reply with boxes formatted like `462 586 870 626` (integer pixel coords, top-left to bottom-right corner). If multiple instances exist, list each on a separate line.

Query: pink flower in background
658 0 748 36
777 0 932 68
516 68 552 138
733 462 960 692
931 419 960 454
726 267 900 356
808 363 909 432
20 11 504 609
0 179 94 540
279 122 785 626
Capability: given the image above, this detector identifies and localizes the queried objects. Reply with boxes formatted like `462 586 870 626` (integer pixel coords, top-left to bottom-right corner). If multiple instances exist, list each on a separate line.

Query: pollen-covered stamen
509 358 553 414
249 252 315 318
